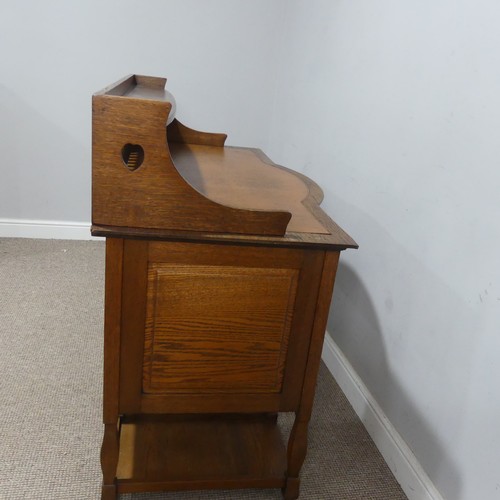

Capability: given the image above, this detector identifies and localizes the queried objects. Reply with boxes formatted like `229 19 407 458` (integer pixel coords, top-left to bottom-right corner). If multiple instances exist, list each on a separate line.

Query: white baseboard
321 333 443 500
0 218 98 240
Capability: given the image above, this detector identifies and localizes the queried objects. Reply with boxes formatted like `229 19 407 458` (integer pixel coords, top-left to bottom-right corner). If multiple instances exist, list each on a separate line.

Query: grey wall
0 0 285 222
266 1 500 499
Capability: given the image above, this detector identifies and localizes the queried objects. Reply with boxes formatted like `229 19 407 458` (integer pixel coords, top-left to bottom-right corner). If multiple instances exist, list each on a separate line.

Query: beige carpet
0 238 406 500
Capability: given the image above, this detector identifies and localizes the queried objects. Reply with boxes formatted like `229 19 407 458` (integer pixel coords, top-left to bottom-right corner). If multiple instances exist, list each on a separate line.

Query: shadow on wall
325 195 469 500
0 84 88 221
329 262 461 499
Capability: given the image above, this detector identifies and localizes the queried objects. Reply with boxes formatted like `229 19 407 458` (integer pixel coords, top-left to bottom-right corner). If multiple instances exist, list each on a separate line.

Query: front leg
282 415 309 500
100 421 120 500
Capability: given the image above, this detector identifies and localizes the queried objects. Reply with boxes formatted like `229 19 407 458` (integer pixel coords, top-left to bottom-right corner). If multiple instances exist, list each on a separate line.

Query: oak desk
92 74 357 500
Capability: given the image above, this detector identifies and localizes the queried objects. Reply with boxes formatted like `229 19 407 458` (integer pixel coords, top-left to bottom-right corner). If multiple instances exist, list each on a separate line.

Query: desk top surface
170 143 329 235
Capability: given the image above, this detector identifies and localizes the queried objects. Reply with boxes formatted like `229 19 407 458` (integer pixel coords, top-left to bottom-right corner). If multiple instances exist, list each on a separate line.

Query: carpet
0 238 406 500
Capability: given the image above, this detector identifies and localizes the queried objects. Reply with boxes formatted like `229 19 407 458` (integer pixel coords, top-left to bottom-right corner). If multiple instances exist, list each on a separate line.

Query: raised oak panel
143 264 299 394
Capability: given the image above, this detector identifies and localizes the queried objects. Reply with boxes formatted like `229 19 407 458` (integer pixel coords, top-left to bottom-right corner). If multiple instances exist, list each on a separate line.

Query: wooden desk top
92 74 357 249
170 143 328 235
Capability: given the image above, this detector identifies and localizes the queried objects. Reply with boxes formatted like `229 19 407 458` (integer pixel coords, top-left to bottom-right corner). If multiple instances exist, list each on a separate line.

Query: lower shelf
116 414 287 494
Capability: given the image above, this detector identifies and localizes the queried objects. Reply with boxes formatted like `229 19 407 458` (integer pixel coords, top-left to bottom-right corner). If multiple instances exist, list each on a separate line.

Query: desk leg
283 251 340 499
100 421 119 500
282 415 308 499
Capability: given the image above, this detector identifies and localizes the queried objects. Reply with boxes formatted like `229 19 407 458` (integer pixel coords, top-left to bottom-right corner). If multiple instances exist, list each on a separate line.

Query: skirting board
322 333 443 500
0 218 100 240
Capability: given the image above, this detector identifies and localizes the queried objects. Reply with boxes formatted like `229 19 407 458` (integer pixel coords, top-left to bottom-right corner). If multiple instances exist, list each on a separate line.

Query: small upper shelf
94 75 172 102
91 75 357 249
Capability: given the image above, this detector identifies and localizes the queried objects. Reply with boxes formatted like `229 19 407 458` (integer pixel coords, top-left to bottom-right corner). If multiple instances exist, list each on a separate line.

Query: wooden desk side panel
118 241 323 415
143 264 299 394
119 240 149 414
285 250 340 497
297 251 340 421
278 250 324 411
102 238 124 423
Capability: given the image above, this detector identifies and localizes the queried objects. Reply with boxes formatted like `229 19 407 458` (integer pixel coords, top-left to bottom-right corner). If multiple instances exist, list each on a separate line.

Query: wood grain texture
167 118 227 146
115 414 286 492
96 75 358 500
139 392 282 415
92 82 292 236
143 264 298 393
92 74 358 243
278 251 324 411
284 251 340 498
118 240 149 414
169 143 328 234
296 251 340 422
92 223 357 250
148 240 305 268
102 238 123 423
101 422 119 500
116 240 322 415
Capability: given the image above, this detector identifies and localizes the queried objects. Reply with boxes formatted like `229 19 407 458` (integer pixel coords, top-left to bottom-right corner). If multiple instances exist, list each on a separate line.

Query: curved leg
282 477 301 500
282 415 309 500
101 421 120 500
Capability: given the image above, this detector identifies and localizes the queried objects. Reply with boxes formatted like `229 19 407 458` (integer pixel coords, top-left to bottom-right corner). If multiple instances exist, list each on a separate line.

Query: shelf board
116 414 287 494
